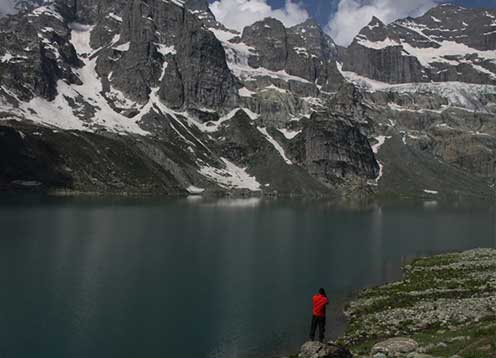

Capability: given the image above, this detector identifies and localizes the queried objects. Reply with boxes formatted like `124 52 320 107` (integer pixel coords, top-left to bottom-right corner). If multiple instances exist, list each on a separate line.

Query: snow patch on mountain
209 27 311 83
338 63 496 112
370 135 391 185
156 44 176 56
401 41 496 68
30 4 63 21
278 128 301 139
113 42 130 52
0 23 148 134
1 53 13 63
187 185 205 194
107 12 122 22
69 23 93 54
187 108 257 133
238 87 256 97
356 36 400 49
257 126 293 164
198 158 261 191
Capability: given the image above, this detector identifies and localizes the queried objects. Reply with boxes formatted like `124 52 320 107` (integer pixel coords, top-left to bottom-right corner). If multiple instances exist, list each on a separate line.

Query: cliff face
91 0 239 109
343 5 496 85
241 18 344 92
0 1 495 198
299 112 379 186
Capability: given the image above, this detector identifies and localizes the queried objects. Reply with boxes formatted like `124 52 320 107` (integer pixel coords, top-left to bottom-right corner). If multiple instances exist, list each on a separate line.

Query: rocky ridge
0 1 494 197
344 5 496 85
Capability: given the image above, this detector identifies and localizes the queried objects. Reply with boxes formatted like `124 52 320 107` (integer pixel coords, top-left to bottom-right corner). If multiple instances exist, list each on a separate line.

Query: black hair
318 288 326 297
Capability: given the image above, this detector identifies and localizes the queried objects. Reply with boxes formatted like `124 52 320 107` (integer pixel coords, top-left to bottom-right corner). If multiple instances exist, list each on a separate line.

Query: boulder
298 341 352 358
370 338 418 357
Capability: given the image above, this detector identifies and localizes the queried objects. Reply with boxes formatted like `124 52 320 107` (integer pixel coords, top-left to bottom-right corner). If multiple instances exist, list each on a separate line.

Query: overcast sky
209 0 496 45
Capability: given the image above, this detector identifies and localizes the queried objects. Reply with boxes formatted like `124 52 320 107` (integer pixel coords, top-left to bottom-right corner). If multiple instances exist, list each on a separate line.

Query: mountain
0 0 494 198
344 4 496 84
339 4 496 197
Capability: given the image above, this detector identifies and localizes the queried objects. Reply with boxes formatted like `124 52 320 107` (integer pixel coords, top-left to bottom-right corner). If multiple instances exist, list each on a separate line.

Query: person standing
309 288 328 342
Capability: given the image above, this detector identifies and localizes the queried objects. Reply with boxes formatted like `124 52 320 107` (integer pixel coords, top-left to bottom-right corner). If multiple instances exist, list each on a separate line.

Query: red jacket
312 294 328 317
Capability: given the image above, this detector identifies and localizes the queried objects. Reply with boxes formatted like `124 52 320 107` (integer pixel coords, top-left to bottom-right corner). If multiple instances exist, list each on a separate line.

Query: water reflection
423 200 439 208
0 196 494 358
192 197 263 208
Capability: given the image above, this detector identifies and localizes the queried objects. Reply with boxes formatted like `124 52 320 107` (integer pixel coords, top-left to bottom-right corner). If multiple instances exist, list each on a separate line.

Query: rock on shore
339 248 496 357
298 341 352 358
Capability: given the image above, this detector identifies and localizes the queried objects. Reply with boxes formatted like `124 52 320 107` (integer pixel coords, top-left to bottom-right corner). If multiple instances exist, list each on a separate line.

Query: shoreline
296 248 496 358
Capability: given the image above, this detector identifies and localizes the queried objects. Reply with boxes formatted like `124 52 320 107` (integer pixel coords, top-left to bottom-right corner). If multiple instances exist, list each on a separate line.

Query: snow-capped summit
344 4 496 85
0 0 495 198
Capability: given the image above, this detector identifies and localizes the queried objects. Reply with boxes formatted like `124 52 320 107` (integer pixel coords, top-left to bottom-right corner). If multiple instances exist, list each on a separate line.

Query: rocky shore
296 248 496 358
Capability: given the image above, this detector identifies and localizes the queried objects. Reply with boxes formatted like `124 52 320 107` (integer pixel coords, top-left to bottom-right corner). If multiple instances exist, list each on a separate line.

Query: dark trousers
309 315 326 342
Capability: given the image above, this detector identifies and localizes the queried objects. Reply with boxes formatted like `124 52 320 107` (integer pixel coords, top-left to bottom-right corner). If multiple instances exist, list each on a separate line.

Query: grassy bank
339 249 496 357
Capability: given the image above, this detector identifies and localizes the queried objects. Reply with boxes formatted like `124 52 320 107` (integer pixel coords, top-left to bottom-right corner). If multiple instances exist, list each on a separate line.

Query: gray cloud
210 0 309 32
326 0 439 46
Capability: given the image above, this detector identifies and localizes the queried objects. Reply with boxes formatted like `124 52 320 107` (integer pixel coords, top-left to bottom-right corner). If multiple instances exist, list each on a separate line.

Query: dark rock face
88 0 127 48
418 5 496 51
329 82 369 123
0 121 187 194
0 2 82 101
429 125 496 179
212 110 332 195
0 124 72 190
243 18 288 71
97 0 179 103
287 19 343 92
95 0 239 109
294 112 379 186
159 56 184 109
175 11 239 110
217 110 269 164
345 42 426 84
241 18 344 92
184 0 220 29
344 5 496 85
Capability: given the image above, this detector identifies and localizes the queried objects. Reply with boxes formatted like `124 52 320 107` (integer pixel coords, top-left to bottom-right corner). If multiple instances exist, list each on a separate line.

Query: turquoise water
0 196 494 358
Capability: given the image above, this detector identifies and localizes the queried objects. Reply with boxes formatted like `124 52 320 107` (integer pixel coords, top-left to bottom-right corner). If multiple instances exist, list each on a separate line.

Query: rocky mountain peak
236 16 343 92
0 1 495 198
354 16 390 44
369 16 385 28
344 3 496 85
242 17 286 39
289 18 336 48
295 18 321 31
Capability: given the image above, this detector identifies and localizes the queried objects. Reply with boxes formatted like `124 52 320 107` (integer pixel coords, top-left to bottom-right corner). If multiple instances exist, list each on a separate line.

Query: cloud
210 0 309 32
326 0 439 46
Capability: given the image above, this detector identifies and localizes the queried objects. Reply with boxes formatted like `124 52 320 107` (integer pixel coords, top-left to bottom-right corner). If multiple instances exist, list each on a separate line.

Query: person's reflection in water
309 288 328 342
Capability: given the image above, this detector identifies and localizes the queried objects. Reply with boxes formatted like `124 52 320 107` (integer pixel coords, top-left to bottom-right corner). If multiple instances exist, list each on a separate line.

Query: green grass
342 250 496 357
